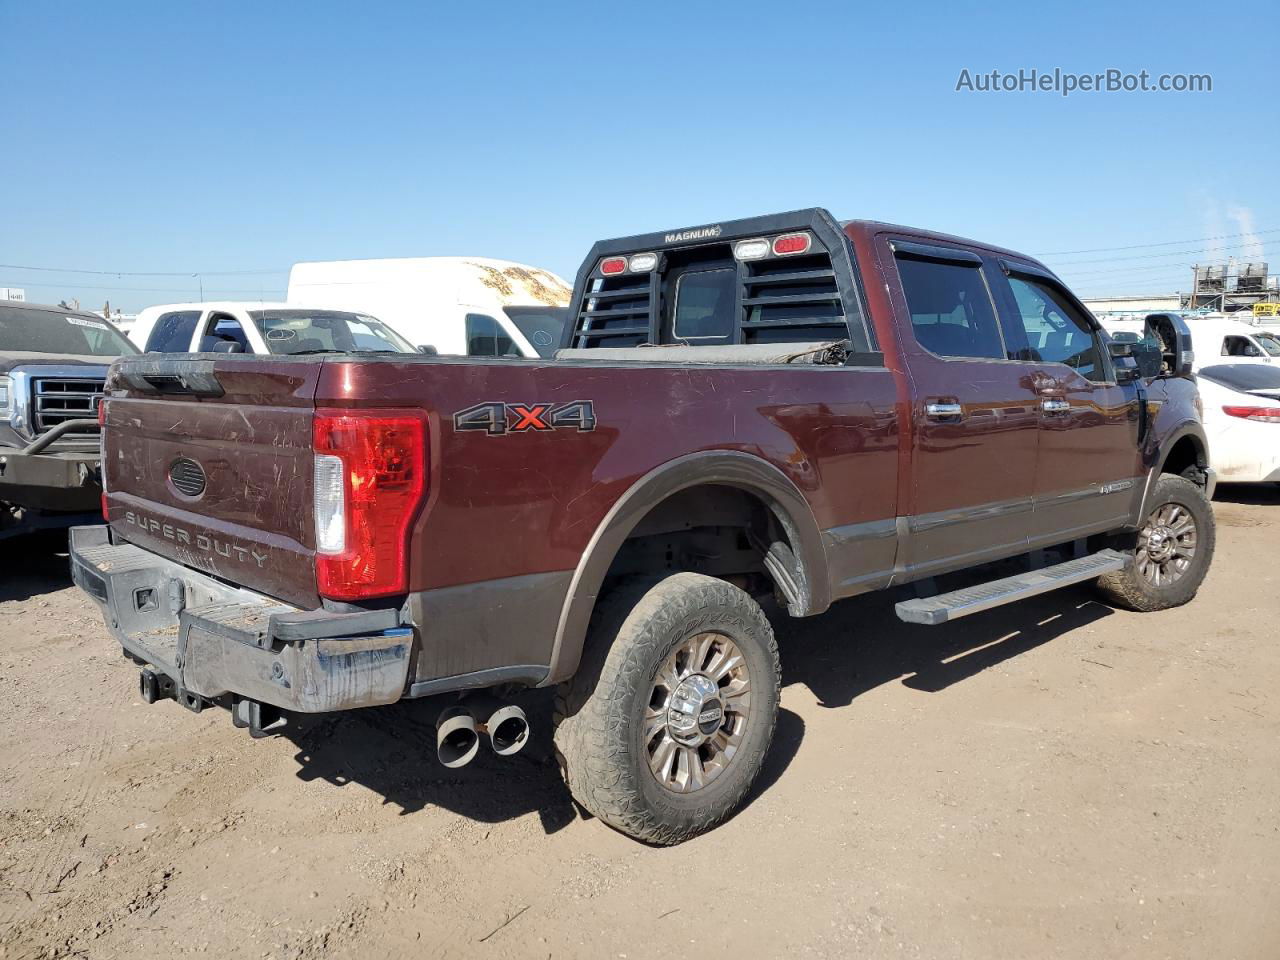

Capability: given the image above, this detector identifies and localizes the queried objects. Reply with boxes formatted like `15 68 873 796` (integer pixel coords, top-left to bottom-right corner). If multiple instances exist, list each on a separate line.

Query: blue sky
2 0 1276 312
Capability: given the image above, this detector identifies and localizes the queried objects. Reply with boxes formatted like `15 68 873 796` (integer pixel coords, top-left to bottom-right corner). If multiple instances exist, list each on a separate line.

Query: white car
1197 363 1280 486
129 301 418 356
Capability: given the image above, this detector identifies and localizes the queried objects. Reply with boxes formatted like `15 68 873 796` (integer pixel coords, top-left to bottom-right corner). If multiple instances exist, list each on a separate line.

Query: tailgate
102 356 323 608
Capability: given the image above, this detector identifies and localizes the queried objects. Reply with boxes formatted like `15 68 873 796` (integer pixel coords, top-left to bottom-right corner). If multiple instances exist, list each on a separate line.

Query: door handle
925 402 963 420
1040 397 1071 415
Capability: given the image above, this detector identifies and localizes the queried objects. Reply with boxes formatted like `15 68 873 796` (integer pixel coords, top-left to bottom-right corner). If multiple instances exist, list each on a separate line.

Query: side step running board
895 549 1126 626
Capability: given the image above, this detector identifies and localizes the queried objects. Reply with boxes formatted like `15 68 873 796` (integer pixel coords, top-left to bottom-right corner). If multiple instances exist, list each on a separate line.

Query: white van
129 302 418 356
285 257 571 358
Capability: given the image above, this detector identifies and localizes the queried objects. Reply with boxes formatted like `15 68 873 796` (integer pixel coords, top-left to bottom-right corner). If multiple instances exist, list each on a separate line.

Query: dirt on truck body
73 208 1216 843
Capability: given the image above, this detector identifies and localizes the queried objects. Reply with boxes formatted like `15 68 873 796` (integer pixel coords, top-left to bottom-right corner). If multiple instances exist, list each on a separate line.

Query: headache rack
565 208 876 356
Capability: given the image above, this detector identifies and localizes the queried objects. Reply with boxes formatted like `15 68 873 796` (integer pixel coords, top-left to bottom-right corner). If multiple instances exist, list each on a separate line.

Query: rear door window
145 310 200 352
895 256 1005 360
1222 334 1272 358
673 268 735 342
465 314 520 356
198 313 251 352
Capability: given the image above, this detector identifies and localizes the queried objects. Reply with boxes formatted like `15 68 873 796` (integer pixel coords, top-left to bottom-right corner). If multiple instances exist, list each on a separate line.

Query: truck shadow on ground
0 531 75 602
1212 484 1280 506
773 583 1114 710
283 692 805 838
283 568 1112 836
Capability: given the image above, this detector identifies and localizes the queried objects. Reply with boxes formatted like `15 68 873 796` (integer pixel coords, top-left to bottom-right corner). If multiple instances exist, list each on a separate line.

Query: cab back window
673 268 736 342
145 310 200 352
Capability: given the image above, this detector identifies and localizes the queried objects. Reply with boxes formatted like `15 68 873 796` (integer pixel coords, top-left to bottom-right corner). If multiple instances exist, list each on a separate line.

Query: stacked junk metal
435 694 531 768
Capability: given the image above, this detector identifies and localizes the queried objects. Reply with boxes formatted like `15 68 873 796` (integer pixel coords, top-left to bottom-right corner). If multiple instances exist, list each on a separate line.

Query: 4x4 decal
453 400 596 436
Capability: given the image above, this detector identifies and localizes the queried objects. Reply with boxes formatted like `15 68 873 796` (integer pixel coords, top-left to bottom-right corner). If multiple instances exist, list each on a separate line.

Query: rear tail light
600 257 627 276
97 397 107 428
313 409 428 600
628 252 657 273
772 232 812 256
1223 405 1280 423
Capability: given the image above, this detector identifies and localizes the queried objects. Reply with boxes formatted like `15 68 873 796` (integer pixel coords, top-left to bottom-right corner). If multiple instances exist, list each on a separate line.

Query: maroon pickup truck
72 209 1215 844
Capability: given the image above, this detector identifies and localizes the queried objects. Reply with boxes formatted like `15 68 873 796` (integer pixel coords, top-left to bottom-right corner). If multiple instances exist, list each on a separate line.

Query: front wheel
553 573 781 845
1096 474 1215 611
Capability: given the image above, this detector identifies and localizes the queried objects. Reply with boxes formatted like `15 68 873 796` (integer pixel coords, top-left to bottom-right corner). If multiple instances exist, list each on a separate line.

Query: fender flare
541 450 830 685
1137 420 1210 519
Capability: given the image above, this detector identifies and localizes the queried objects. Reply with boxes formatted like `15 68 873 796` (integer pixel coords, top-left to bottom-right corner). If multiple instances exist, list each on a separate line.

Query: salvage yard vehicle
1102 314 1280 369
1196 318 1280 364
0 300 135 540
286 257 571 358
72 209 1216 844
1195 363 1280 485
129 302 420 356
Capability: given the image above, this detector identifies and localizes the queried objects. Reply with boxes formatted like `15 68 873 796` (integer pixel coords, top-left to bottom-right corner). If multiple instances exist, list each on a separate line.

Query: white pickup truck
129 302 419 356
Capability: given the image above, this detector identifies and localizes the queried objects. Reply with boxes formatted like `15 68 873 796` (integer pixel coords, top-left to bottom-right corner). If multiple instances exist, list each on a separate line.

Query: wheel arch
1138 421 1211 518
542 450 829 685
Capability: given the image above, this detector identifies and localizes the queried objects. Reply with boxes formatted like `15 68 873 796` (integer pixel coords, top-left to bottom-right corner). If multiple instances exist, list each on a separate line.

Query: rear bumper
69 525 413 714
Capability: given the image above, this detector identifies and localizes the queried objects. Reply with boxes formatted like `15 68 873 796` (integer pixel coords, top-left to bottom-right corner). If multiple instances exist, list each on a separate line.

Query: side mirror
1166 318 1194 377
1114 357 1141 384
1107 343 1141 383
1140 313 1196 378
1109 337 1161 379
417 344 438 355
212 340 244 354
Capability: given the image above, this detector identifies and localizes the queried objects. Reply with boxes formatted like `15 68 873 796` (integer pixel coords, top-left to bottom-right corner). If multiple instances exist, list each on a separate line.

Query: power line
1033 227 1280 257
7 279 283 294
0 263 286 277
1049 241 1274 267
1055 257 1256 280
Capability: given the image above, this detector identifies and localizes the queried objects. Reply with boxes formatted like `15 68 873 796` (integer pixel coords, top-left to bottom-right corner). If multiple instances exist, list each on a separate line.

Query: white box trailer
285 257 571 358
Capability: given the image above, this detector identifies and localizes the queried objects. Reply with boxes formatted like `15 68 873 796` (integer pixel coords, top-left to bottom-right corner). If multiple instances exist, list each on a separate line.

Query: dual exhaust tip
436 695 530 768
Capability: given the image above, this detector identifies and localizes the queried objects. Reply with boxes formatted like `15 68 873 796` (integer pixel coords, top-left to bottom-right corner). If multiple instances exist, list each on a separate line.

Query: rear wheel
1096 474 1214 611
553 573 780 845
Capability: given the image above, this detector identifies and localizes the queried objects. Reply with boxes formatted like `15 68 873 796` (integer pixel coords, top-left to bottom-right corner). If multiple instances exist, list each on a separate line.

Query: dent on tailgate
103 357 324 608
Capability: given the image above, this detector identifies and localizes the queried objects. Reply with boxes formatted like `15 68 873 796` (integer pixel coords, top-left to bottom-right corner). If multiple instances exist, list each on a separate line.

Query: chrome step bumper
70 525 413 714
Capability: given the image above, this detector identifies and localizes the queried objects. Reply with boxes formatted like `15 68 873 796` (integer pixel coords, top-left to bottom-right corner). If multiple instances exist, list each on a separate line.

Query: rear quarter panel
319 355 901 678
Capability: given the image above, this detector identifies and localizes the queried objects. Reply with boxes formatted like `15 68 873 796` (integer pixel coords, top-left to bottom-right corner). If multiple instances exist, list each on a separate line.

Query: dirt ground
2 490 1278 960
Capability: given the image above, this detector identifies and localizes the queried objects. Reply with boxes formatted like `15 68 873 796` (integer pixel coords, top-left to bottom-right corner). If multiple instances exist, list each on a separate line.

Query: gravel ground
1 489 1278 960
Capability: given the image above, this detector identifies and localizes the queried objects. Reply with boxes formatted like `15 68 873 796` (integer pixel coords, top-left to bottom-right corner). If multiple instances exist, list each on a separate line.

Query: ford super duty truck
71 209 1215 844
1 300 135 540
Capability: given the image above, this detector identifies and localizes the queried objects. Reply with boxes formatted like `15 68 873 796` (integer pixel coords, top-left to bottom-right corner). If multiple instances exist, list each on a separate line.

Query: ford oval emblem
169 457 207 498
